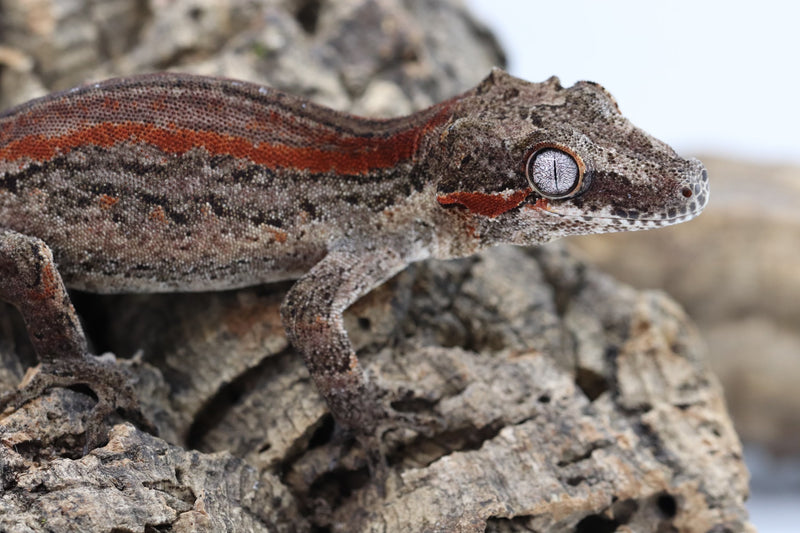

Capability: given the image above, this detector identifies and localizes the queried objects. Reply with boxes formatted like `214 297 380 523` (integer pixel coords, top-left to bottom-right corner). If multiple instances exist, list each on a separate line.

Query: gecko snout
679 158 709 218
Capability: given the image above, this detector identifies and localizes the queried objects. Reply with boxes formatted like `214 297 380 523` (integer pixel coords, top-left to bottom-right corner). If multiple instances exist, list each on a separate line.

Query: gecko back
0 74 450 293
0 71 708 294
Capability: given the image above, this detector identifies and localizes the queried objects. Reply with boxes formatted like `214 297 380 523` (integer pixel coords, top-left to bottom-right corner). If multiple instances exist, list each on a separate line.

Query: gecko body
0 69 708 436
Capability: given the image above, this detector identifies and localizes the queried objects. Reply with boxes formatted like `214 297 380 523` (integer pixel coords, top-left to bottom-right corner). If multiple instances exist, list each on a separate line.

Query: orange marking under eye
529 198 550 210
437 188 531 217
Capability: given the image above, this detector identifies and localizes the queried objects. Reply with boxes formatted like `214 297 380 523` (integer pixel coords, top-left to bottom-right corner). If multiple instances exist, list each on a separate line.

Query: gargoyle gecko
0 69 708 440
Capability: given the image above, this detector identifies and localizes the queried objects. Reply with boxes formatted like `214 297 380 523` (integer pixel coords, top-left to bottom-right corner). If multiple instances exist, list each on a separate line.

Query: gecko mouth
539 208 702 228
535 167 710 228
536 190 708 228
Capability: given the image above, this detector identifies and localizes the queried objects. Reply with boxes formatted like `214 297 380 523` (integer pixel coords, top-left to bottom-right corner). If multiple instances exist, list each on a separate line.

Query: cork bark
572 155 800 456
0 0 752 531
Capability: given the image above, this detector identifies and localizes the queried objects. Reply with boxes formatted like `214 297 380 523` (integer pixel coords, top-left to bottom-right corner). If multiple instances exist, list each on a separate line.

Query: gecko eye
526 146 584 199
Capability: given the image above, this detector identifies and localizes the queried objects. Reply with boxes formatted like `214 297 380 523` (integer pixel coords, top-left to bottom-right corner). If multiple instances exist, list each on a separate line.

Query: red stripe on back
0 107 452 176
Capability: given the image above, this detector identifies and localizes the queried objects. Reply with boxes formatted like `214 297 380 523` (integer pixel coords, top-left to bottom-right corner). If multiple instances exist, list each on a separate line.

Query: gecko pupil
527 148 580 199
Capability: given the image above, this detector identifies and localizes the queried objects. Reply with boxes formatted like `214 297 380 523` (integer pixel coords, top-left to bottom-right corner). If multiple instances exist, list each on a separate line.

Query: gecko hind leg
0 229 154 445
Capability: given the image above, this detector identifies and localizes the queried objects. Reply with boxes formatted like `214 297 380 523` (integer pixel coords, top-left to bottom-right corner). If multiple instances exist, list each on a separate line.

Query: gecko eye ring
525 144 585 199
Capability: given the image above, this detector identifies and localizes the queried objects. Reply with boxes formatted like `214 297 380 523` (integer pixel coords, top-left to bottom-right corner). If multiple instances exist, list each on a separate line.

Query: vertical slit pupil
527 147 581 198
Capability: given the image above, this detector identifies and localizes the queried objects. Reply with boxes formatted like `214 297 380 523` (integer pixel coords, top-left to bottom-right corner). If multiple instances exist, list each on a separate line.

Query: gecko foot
374 381 443 439
329 380 441 442
348 407 442 497
0 354 155 449
336 386 442 469
387 404 441 437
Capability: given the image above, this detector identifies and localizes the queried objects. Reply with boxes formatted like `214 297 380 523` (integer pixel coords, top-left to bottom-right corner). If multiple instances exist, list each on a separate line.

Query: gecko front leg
281 242 430 441
0 229 86 361
0 229 150 439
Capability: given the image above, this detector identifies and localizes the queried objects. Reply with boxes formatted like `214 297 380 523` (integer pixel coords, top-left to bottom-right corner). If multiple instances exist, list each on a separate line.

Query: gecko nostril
681 186 693 198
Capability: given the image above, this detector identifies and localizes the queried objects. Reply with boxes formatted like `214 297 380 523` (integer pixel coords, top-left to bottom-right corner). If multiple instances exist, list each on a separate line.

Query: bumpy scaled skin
0 68 708 437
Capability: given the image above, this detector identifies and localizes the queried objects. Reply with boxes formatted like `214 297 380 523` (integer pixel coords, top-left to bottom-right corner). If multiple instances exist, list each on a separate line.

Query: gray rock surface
0 0 752 531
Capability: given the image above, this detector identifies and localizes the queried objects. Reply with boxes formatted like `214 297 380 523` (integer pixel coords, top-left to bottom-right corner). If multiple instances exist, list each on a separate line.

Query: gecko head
433 68 709 247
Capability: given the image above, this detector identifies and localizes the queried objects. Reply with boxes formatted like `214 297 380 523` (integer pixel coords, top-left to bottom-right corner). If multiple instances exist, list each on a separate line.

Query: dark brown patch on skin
578 170 679 217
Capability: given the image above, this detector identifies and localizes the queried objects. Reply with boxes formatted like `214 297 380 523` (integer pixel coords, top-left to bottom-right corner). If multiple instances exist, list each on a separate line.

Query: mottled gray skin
428 73 708 249
0 69 708 442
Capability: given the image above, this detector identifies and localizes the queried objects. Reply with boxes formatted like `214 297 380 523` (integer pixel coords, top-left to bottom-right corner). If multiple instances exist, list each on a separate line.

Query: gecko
0 68 708 444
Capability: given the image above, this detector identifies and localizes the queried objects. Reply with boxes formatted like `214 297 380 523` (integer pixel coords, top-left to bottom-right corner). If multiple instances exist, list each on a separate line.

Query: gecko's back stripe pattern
0 73 451 176
0 121 430 175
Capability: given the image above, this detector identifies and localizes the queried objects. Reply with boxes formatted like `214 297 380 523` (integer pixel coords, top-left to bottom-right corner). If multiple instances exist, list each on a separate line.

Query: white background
464 0 800 530
465 0 800 165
